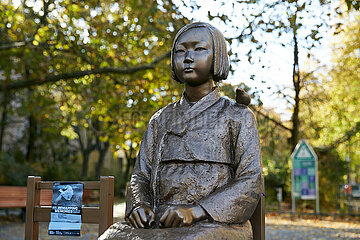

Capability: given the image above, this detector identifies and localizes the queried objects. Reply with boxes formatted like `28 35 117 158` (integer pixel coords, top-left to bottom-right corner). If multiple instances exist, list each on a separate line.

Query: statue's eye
175 49 185 53
195 47 207 51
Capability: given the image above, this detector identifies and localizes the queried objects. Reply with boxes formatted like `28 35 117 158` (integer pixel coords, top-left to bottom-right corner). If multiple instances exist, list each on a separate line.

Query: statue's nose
184 51 194 63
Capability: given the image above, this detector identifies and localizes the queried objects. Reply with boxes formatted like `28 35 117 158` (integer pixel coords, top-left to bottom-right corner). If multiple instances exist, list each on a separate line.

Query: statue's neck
184 81 215 102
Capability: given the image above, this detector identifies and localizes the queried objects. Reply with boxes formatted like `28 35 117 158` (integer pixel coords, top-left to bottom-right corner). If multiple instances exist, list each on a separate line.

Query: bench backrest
25 176 114 240
0 186 52 208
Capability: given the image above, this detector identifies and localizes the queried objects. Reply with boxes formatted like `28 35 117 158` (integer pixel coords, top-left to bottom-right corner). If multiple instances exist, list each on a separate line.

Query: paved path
1 204 360 239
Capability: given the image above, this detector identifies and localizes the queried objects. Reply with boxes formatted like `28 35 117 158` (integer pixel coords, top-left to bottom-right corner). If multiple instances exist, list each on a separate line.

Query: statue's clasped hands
160 205 208 227
128 205 207 228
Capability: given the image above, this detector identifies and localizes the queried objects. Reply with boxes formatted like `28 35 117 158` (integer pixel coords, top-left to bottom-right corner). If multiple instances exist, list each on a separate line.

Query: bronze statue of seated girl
100 22 262 240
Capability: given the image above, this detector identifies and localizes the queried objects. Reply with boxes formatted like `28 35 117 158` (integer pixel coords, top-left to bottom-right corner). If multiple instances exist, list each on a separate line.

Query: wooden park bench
25 176 114 239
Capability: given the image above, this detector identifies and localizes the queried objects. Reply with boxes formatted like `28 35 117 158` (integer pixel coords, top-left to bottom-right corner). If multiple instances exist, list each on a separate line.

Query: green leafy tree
0 0 186 184
299 10 360 209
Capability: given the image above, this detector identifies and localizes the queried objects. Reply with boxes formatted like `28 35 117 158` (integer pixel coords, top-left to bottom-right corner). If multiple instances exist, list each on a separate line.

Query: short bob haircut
171 22 230 83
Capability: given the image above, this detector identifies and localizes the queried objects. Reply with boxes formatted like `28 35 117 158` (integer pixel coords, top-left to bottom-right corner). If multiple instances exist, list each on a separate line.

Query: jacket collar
169 86 221 135
183 86 221 115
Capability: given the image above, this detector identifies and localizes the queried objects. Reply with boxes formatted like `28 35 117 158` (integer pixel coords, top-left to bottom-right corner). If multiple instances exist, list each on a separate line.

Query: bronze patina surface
100 22 262 240
99 221 252 240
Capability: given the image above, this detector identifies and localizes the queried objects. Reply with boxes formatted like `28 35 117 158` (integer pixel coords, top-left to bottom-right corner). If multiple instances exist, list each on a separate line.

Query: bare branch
252 107 292 132
317 122 360 152
300 65 326 86
0 51 171 91
272 90 294 106
0 41 27 51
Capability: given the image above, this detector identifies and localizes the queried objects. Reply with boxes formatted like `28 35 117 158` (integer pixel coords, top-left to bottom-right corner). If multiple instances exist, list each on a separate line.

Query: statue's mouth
183 67 194 72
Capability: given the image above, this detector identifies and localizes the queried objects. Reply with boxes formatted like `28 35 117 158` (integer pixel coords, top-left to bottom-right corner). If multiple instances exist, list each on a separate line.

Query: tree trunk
81 151 90 178
124 144 136 182
25 114 36 163
94 140 110 179
118 156 125 196
0 93 9 152
74 126 95 178
291 12 301 150
118 156 123 175
124 151 131 182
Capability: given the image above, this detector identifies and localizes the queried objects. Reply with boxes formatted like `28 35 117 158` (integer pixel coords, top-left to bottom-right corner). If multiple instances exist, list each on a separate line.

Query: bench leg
250 194 265 240
99 176 114 236
21 208 26 222
25 176 41 240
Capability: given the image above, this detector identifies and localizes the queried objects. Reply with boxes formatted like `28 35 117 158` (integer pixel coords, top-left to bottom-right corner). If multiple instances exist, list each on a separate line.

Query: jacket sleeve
125 117 157 219
198 107 263 224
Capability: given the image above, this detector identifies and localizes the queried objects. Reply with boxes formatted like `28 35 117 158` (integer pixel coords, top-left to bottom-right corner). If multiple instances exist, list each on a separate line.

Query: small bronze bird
235 87 251 106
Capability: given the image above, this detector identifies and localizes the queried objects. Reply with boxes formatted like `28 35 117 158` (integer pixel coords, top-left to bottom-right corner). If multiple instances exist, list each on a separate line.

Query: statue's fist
159 205 207 228
127 205 155 228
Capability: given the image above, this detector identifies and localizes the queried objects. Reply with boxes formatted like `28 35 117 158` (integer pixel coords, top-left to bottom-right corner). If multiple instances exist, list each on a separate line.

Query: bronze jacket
125 87 262 225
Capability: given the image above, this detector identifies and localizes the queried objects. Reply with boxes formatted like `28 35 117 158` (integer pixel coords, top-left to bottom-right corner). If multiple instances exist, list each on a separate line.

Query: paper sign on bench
48 182 84 236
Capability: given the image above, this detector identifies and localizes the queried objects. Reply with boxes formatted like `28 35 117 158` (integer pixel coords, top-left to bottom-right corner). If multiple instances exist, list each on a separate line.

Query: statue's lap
99 221 252 240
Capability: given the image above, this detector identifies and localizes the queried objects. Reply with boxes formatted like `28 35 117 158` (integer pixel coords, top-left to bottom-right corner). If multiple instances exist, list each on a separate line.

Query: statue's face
174 27 213 86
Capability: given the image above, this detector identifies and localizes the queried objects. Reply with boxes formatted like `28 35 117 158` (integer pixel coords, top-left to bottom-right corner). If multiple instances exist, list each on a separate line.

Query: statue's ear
235 87 251 106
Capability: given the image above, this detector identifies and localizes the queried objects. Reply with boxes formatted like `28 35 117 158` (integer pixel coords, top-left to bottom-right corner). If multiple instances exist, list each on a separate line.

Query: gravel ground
266 215 360 240
0 203 125 240
1 204 360 240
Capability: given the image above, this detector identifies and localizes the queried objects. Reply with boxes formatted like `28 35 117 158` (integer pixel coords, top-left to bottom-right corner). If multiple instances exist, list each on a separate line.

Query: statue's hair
171 22 229 83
